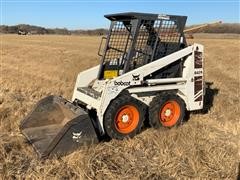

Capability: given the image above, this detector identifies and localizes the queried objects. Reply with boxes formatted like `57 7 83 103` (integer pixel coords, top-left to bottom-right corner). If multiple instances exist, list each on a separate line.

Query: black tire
103 94 146 140
149 92 185 129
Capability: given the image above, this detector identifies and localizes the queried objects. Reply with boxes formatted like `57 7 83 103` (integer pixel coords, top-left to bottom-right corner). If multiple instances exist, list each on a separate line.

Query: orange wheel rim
159 100 181 127
114 105 140 134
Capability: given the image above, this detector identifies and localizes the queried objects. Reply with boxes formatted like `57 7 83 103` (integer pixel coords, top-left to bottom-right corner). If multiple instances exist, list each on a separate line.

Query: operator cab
98 12 187 80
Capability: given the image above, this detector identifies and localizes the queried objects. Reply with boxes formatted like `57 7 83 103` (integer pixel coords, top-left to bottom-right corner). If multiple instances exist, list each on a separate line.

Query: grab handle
98 36 107 56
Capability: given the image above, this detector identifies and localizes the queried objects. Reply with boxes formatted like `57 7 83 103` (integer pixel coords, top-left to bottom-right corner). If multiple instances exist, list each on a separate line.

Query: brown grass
0 35 239 179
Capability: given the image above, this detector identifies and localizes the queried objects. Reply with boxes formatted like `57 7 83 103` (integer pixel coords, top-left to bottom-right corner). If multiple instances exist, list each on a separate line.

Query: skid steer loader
20 12 205 158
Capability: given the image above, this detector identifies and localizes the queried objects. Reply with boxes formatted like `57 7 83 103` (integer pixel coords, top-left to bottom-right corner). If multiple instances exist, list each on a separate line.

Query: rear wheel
149 92 185 128
103 94 146 139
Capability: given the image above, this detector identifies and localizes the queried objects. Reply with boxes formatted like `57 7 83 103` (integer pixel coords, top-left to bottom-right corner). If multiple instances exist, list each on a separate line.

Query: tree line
0 23 239 35
0 24 108 35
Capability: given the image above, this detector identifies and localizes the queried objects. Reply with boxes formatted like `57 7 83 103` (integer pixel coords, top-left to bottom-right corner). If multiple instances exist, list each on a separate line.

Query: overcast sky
1 0 239 29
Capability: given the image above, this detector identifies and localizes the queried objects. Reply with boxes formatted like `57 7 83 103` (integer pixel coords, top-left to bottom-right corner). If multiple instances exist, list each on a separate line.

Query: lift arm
184 21 222 33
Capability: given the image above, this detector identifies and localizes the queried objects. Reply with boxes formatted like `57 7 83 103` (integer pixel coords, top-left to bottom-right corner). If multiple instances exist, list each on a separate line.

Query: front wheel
103 94 146 139
149 92 186 128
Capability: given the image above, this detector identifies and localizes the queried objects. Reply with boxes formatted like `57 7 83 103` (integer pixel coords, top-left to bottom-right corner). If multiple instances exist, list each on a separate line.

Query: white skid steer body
72 43 204 134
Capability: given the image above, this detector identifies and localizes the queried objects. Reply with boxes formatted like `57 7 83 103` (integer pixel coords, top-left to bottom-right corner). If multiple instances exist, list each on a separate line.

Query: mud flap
20 95 99 158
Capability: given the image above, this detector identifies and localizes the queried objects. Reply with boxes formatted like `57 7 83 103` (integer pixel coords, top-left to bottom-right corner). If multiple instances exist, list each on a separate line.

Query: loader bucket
20 95 99 158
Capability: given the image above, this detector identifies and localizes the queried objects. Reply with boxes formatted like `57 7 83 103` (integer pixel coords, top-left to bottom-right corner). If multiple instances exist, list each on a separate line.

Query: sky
1 0 239 29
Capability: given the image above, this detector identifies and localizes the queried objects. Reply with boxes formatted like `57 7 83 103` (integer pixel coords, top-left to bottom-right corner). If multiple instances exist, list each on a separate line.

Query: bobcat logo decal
132 74 140 81
72 132 82 143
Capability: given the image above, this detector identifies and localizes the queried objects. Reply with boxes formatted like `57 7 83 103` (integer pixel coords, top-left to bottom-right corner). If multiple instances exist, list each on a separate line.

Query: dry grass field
0 34 239 179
